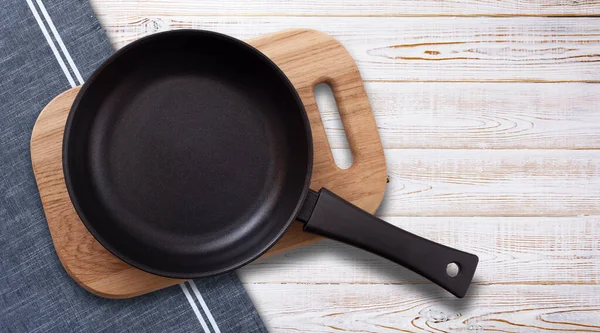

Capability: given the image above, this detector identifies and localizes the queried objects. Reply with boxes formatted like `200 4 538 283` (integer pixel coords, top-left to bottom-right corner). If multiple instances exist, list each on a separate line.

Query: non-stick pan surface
64 30 312 277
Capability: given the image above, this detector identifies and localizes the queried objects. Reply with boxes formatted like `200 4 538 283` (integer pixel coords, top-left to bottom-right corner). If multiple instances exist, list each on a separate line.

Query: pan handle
297 188 478 298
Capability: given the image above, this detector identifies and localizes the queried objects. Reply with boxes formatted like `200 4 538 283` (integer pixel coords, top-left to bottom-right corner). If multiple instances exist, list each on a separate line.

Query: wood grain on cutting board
87 1 600 331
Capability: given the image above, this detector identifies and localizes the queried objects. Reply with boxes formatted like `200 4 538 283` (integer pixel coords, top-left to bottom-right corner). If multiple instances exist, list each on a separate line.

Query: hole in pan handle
297 188 479 298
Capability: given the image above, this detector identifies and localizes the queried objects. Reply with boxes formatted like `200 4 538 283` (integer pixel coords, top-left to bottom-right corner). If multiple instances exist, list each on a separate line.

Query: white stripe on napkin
190 280 222 333
180 282 211 333
35 0 84 85
26 0 76 87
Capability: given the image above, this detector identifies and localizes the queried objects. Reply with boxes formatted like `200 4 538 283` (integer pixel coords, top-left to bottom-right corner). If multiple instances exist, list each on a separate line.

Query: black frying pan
64 30 478 298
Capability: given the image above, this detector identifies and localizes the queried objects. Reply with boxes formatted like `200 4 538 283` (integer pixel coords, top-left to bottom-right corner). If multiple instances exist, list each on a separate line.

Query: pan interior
64 31 311 277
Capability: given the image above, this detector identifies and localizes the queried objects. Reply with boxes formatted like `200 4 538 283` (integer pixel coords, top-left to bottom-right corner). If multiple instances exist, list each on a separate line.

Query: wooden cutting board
30 29 387 298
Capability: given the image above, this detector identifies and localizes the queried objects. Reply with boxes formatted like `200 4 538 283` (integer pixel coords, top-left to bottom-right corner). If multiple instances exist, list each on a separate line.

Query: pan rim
62 29 314 279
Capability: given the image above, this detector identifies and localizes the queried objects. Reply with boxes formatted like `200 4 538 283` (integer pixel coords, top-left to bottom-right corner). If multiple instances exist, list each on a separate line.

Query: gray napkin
0 0 266 332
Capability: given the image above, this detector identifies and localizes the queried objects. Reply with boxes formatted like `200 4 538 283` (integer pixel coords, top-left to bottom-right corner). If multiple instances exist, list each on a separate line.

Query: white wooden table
90 1 600 331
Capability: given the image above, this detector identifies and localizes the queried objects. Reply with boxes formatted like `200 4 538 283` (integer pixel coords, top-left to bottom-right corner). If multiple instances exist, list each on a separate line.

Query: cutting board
30 29 387 298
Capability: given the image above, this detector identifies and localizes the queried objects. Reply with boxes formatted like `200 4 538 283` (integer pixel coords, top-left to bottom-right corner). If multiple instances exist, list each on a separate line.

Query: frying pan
63 30 479 298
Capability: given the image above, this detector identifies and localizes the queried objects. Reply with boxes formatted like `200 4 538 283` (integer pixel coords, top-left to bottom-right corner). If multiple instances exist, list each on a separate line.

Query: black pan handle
297 188 478 298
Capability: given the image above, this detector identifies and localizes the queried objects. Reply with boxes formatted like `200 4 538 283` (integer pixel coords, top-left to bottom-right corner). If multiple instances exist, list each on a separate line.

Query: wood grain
244 284 600 332
90 0 600 17
30 29 387 298
97 16 600 82
322 82 600 150
238 217 600 285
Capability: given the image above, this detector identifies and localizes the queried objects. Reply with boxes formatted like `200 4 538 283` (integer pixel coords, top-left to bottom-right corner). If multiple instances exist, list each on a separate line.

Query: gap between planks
97 13 600 18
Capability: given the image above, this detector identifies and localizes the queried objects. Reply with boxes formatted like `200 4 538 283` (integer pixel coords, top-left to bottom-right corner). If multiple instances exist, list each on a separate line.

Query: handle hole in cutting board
314 83 354 169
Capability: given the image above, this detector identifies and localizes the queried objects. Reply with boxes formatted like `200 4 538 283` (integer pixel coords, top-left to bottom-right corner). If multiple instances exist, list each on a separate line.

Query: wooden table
90 1 600 331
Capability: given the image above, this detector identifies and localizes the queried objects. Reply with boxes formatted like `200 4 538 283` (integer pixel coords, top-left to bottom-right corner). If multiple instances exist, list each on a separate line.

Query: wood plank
325 149 600 216
317 82 600 150
238 217 600 285
90 0 600 17
243 284 600 332
98 16 600 82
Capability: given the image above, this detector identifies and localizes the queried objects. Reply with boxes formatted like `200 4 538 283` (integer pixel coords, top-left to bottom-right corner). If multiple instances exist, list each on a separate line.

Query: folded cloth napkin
0 0 267 332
